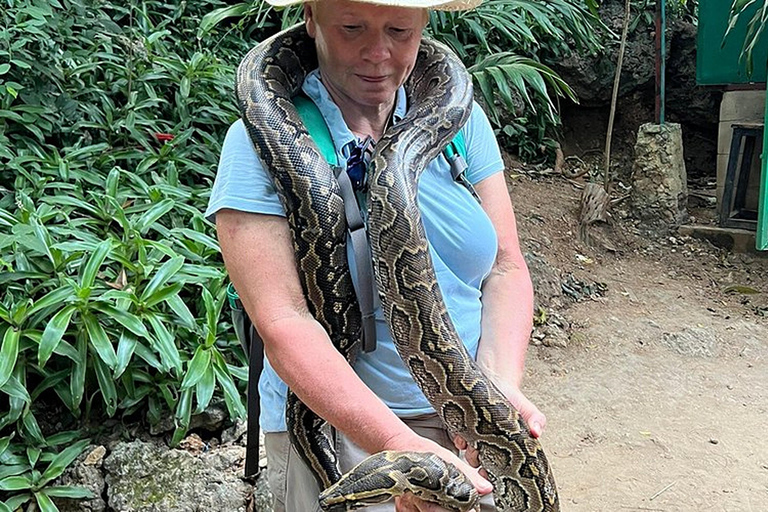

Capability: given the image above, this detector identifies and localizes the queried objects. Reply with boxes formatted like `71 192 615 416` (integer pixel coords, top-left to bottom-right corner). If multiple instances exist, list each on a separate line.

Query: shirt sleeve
204 119 286 223
462 101 504 185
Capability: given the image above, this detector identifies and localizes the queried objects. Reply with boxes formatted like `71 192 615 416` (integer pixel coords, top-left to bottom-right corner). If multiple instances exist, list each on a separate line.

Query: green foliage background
0 0 606 509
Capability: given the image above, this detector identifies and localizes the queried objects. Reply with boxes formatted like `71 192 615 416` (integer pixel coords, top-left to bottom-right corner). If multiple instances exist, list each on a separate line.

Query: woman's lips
359 75 387 82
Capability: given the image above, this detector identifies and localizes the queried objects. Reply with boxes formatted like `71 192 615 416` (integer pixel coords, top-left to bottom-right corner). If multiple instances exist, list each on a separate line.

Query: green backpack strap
443 130 480 203
293 94 339 167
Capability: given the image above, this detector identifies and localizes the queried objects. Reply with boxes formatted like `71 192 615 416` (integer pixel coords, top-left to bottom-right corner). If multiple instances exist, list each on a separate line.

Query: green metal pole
757 89 768 250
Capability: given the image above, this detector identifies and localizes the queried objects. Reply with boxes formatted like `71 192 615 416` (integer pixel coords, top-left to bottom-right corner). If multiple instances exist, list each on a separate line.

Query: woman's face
305 0 428 110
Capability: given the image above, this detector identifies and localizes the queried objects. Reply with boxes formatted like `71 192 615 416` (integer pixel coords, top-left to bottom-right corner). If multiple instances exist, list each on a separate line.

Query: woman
206 0 546 510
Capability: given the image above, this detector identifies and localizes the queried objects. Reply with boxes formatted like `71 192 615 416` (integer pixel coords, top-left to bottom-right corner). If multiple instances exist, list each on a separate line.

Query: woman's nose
361 31 390 63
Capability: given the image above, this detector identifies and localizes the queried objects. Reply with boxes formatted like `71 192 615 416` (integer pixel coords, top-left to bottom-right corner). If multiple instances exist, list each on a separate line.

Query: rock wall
556 1 720 181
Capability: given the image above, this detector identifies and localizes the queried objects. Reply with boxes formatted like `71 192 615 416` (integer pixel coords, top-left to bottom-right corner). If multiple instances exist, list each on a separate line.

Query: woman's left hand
453 386 547 471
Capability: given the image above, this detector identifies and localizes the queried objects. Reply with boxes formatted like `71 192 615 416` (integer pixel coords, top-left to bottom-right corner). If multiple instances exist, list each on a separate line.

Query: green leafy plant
0 433 93 512
426 0 601 158
0 0 248 468
727 0 768 75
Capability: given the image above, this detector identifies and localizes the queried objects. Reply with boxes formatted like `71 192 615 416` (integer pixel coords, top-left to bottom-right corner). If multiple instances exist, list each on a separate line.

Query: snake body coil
236 24 560 511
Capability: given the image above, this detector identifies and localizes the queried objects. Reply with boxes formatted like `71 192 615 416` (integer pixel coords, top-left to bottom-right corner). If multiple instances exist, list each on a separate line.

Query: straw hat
265 0 481 12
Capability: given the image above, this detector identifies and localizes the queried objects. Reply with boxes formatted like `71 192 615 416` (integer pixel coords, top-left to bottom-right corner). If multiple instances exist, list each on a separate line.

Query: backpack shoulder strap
293 94 339 167
443 129 481 203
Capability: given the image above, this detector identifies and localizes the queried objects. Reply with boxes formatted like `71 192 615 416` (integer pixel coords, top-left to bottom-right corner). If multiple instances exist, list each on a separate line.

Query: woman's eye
343 25 361 32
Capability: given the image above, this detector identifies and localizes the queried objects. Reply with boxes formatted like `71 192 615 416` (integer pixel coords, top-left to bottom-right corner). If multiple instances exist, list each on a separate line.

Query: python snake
236 23 560 512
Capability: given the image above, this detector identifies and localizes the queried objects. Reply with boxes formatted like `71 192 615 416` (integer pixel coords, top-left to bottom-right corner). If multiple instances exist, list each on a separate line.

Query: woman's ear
305 3 317 38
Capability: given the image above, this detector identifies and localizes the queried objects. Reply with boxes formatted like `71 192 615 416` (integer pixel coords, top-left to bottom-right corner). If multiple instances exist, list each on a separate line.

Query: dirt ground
508 171 768 512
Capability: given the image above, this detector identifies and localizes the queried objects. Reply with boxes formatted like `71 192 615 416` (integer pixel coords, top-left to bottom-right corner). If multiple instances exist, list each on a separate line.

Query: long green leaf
144 282 183 308
134 199 174 234
40 486 94 499
115 331 138 379
79 239 112 289
212 351 246 419
27 286 76 317
140 256 184 302
93 355 117 417
38 305 77 367
0 475 33 491
166 294 196 330
70 334 87 411
0 435 12 458
0 327 20 388
39 439 90 487
34 490 59 512
195 364 215 414
82 312 117 369
22 411 44 445
90 303 150 339
180 346 210 390
145 314 182 376
198 3 249 37
1 374 31 403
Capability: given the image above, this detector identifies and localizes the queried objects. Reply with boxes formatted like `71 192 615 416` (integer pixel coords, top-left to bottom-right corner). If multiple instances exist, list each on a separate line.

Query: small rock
709 438 719 445
178 433 207 455
83 446 107 466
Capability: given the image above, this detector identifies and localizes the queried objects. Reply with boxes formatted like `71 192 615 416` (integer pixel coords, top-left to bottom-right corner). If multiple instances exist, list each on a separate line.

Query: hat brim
265 0 481 12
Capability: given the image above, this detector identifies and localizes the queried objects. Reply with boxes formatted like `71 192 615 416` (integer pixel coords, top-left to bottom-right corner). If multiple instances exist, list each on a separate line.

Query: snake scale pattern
236 23 560 512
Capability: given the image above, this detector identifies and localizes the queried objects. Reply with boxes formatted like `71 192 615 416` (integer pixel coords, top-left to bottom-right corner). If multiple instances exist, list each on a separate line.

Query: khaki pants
265 414 494 511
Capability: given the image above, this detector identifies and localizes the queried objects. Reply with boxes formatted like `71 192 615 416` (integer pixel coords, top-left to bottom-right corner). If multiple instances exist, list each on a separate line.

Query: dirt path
511 175 768 511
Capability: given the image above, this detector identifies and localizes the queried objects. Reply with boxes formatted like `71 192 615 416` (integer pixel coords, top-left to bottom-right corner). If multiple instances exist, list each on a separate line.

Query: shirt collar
301 69 408 155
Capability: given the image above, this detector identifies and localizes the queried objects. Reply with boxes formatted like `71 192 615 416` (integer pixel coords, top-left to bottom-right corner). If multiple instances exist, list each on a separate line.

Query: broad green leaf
82 312 117 369
166 294 196 330
115 331 138 379
93 355 117 417
172 388 193 446
0 501 11 512
26 447 41 467
40 486 94 499
38 305 77 367
0 465 28 480
140 256 184 302
39 439 90 487
90 303 150 339
0 435 12 458
0 475 33 491
34 490 59 512
1 374 31 403
3 494 32 510
144 282 183 308
0 327 20 388
133 341 163 370
79 240 112 289
30 369 68 401
134 199 174 234
180 346 210 390
198 3 249 37
44 431 83 447
195 364 215 414
70 335 87 410
27 286 76 317
22 411 44 445
212 352 246 419
145 314 182 376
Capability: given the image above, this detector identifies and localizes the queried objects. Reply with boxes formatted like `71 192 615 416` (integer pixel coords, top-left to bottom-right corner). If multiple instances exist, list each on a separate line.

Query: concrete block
719 90 766 122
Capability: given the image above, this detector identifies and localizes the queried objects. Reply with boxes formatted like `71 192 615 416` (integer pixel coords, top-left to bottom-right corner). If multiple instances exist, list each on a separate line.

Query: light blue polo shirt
206 70 504 432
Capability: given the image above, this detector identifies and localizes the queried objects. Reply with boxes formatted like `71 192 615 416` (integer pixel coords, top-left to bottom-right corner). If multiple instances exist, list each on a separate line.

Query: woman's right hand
385 432 492 511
